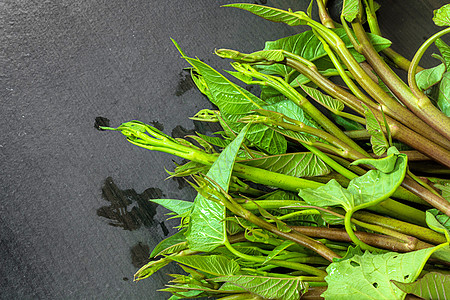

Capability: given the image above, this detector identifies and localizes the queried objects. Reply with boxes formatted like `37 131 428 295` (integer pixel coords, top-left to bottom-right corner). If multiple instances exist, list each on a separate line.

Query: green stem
408 26 450 141
352 210 447 245
352 21 450 149
344 209 381 252
223 240 327 277
316 0 335 28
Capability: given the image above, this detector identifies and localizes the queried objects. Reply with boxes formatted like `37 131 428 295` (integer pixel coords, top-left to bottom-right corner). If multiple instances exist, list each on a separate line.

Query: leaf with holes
391 272 450 300
323 245 446 299
213 275 308 300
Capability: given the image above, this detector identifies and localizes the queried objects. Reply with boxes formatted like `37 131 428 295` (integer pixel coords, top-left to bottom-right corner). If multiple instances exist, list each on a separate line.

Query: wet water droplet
94 116 110 130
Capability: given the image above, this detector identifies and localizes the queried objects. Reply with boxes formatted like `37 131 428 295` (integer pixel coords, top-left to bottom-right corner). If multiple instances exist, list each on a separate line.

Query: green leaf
185 58 266 115
134 257 172 281
298 149 408 211
263 240 296 264
186 125 249 252
323 245 445 299
150 199 193 215
259 28 391 78
350 146 399 173
259 190 303 201
240 152 330 178
197 133 231 149
433 4 450 27
415 63 446 91
363 104 389 156
223 3 308 26
436 38 450 70
342 0 361 22
301 85 345 112
391 272 450 300
150 230 188 258
170 255 240 277
437 72 450 116
330 113 364 131
426 208 450 241
213 275 308 300
216 48 286 64
221 111 287 155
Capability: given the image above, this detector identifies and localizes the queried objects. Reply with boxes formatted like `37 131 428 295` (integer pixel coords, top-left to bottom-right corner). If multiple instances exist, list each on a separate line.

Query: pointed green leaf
298 149 408 211
259 28 391 77
216 48 286 64
150 229 188 258
263 240 296 264
436 38 450 70
186 125 249 252
222 111 287 155
213 275 308 300
170 255 240 277
197 133 231 149
301 85 345 112
323 246 446 299
342 0 361 22
223 3 308 26
433 4 450 27
437 72 450 116
415 63 446 91
185 58 266 115
391 272 450 299
240 152 330 178
150 199 193 215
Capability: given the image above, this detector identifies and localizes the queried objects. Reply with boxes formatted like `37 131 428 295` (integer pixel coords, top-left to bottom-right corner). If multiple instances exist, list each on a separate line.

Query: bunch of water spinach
102 1 450 299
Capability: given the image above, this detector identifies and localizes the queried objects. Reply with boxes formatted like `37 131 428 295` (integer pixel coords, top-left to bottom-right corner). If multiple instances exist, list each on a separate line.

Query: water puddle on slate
175 69 195 97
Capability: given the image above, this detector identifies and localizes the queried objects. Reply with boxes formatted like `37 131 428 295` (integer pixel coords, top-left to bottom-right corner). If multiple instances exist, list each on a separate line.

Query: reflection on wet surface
175 69 195 96
130 242 151 268
97 177 166 231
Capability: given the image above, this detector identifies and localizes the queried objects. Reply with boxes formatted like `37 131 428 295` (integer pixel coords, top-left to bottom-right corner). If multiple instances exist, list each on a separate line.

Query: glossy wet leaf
391 272 450 300
433 4 450 27
186 125 248 252
416 63 446 91
150 230 188 258
298 149 408 211
323 246 443 299
223 3 308 26
170 255 240 277
437 72 450 116
342 0 360 22
240 152 330 178
259 28 391 78
213 275 308 300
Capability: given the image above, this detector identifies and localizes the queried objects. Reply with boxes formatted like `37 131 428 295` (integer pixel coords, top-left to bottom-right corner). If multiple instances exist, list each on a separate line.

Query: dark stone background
1 0 446 299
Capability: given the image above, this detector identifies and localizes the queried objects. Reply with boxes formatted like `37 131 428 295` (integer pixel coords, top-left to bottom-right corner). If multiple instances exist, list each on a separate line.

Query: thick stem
286 57 450 167
292 226 433 252
352 210 447 245
352 21 450 149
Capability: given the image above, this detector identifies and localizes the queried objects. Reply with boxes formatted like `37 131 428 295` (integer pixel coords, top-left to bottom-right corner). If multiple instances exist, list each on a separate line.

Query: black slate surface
1 0 447 299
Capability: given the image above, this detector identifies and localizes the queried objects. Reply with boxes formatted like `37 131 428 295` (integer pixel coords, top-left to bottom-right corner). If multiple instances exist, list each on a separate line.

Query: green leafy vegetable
391 272 450 300
433 4 450 27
